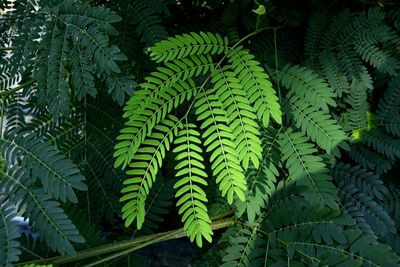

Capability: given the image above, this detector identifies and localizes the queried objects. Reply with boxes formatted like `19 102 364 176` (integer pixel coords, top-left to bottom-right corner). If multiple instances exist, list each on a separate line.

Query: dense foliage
1 0 400 266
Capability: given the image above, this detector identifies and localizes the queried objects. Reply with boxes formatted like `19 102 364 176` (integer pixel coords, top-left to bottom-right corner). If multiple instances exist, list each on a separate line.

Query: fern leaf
173 122 213 247
332 163 388 200
288 99 349 156
0 168 84 256
304 10 329 70
130 0 168 45
345 80 368 130
221 226 262 267
227 46 281 126
354 41 399 76
279 64 336 112
195 89 247 204
236 127 280 223
70 45 96 101
319 50 350 97
114 80 197 169
358 128 400 160
338 183 396 239
120 116 180 228
0 203 21 266
337 47 373 90
0 133 87 203
138 177 174 235
320 10 353 50
212 66 262 169
35 23 70 119
348 144 394 175
150 32 228 63
377 76 400 121
280 129 339 208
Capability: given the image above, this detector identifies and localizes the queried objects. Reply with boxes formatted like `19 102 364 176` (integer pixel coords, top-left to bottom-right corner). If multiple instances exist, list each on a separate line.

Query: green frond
0 168 84 256
0 133 87 203
288 99 349 156
337 47 373 90
287 229 400 266
212 65 262 169
114 80 197 169
333 163 388 201
173 122 213 247
138 177 174 235
0 202 21 267
345 81 368 130
227 46 281 126
381 186 400 227
130 0 168 45
377 76 400 121
195 89 247 204
280 129 339 208
34 23 70 119
120 116 180 229
348 144 395 175
236 127 281 223
319 50 350 97
150 32 229 63
221 226 263 267
304 10 329 70
70 45 96 101
354 41 399 76
320 9 353 50
279 64 336 112
65 207 105 248
338 183 396 239
357 128 400 160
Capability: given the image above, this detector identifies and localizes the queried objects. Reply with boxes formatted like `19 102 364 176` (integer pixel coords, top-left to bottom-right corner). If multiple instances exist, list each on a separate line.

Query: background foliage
1 0 400 266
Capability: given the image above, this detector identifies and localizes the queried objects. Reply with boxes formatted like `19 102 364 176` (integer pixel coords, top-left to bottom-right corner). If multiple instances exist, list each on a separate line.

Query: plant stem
0 80 34 97
17 218 235 266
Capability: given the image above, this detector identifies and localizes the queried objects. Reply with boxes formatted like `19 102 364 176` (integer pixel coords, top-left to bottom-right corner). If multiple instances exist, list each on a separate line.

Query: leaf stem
17 218 235 266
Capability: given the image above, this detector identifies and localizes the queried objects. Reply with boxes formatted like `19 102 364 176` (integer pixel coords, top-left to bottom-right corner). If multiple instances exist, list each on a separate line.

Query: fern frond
304 10 329 70
150 32 228 63
0 202 21 266
345 81 368 130
130 0 168 45
34 23 70 119
357 128 400 160
376 76 400 121
288 99 349 156
195 89 247 204
348 144 395 175
280 129 339 208
337 47 373 90
70 45 96 101
319 50 350 97
354 41 399 76
221 225 262 267
227 46 281 126
173 122 213 247
120 116 180 228
288 229 400 266
279 64 336 112
114 80 197 169
0 133 87 203
332 163 388 200
236 127 280 223
338 183 396 239
212 65 262 169
138 177 174 235
0 168 84 256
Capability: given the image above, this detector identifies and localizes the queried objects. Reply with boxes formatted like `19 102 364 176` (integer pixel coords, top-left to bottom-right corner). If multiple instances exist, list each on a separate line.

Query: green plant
1 0 400 266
